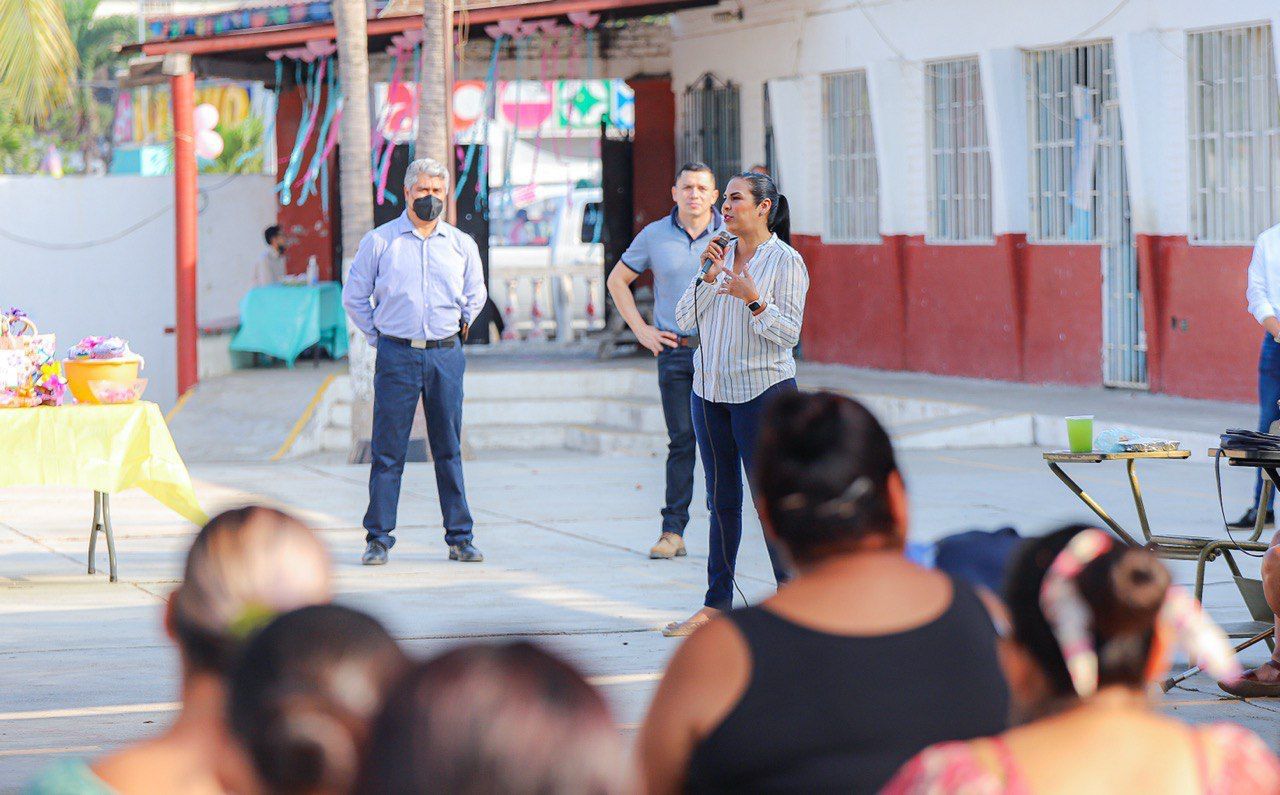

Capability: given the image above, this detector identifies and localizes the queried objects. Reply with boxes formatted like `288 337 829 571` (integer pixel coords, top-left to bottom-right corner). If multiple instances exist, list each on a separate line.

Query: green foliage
58 0 133 167
0 0 77 121
0 107 39 172
205 115 265 174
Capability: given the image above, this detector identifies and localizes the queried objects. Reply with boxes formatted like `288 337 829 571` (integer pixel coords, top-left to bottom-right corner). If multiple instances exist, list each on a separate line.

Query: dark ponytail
772 194 791 245
734 171 790 245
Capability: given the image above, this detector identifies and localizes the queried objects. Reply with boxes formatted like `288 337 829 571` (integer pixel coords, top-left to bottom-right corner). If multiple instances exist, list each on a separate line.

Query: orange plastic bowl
63 358 141 404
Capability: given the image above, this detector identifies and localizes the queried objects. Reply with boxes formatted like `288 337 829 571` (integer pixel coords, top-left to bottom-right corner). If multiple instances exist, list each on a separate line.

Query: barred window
926 58 993 242
679 73 742 192
1025 43 1117 242
1188 24 1280 244
822 70 880 242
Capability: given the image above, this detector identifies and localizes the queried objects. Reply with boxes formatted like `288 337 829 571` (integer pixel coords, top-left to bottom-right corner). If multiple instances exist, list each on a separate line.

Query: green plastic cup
1066 416 1094 453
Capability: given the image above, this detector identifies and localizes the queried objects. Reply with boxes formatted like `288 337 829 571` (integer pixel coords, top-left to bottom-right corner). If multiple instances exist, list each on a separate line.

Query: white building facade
668 0 1280 401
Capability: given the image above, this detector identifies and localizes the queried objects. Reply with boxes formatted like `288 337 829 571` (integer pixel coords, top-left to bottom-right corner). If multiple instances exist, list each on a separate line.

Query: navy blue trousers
1256 334 1280 507
363 337 474 548
693 378 795 610
658 347 697 536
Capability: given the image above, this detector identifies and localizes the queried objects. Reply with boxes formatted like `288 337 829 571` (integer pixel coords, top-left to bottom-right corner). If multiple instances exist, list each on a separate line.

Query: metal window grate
679 73 742 191
1025 44 1116 242
1027 42 1146 388
925 58 993 242
822 70 880 242
1188 24 1280 245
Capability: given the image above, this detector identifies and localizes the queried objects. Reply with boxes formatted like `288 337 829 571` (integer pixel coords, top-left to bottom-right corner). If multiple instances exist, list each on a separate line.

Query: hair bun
257 698 358 794
1110 550 1169 614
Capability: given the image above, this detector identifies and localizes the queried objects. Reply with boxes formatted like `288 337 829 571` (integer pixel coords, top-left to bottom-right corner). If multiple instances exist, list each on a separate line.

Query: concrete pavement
2 358 1277 789
1 439 1276 789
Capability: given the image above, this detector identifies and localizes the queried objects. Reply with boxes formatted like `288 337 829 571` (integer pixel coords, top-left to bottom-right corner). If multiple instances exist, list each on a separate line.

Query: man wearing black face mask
342 157 488 566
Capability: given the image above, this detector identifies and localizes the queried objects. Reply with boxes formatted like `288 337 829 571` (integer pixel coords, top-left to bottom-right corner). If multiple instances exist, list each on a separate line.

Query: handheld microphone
699 231 733 277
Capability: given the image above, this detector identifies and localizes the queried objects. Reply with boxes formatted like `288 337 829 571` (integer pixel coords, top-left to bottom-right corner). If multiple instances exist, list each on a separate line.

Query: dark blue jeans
658 347 696 536
693 378 796 610
363 337 474 549
1256 334 1280 507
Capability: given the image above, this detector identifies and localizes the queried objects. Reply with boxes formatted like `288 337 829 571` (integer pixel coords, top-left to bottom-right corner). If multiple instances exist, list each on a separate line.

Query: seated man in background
252 224 287 288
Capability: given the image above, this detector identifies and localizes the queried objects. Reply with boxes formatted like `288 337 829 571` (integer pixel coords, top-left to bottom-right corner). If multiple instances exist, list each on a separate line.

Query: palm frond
0 0 77 121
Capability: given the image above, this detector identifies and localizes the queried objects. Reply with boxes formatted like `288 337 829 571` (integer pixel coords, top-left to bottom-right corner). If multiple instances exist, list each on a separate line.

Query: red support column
171 68 198 395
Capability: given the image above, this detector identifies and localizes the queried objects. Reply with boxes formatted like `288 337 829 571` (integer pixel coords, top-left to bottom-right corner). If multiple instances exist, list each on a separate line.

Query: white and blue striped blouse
674 234 809 404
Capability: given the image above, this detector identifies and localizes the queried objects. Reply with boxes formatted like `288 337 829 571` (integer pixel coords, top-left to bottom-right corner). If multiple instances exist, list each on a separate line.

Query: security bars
679 73 742 192
1188 23 1280 245
823 70 881 243
925 57 993 242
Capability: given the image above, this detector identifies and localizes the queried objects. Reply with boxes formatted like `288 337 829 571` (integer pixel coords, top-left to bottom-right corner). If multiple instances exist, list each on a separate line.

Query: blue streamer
455 35 503 204
277 59 323 205
321 157 330 216
298 57 339 205
235 59 283 170
501 37 527 194
408 41 423 162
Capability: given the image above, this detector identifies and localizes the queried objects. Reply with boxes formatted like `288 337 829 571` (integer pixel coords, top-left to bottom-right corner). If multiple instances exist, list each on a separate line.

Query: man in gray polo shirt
606 162 723 559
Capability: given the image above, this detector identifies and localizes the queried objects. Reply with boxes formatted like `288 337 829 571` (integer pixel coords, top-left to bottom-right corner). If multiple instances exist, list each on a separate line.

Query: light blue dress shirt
620 207 724 334
342 213 488 345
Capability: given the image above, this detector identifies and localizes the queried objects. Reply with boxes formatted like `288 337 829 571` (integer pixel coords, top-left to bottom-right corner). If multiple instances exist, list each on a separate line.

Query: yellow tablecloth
0 402 207 525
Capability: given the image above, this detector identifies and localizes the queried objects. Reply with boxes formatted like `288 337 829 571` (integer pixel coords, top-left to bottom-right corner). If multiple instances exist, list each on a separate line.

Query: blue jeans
363 337 474 549
1256 334 1280 508
657 347 696 536
693 378 796 610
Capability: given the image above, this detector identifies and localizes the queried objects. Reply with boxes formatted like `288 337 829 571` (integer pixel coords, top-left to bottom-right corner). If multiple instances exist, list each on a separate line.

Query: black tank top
684 578 1009 794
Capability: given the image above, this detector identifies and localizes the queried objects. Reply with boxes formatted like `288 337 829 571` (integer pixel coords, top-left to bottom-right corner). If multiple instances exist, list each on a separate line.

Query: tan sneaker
649 532 687 559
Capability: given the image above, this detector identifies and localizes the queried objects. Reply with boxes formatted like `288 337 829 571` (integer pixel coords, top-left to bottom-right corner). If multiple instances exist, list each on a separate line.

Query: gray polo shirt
620 207 724 334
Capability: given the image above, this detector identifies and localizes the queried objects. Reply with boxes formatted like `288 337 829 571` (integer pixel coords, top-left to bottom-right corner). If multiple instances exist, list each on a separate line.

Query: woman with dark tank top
638 392 1009 794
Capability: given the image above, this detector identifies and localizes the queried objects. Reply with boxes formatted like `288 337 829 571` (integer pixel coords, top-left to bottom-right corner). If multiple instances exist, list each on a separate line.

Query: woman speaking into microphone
663 171 810 637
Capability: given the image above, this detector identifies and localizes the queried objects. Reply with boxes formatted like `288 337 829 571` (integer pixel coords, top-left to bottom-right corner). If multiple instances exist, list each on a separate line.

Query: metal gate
600 125 634 325
1098 94 1144 387
679 73 741 189
1026 43 1145 388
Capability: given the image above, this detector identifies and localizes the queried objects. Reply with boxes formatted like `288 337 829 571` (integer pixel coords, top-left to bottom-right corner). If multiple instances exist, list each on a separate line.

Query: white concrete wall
0 174 277 409
671 0 1280 238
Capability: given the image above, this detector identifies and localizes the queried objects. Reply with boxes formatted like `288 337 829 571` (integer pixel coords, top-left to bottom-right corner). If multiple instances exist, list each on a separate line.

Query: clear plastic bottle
306 255 318 285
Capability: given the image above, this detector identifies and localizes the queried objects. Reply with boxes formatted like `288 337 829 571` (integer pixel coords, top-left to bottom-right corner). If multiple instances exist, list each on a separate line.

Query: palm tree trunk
332 0 377 458
332 0 374 260
415 0 452 183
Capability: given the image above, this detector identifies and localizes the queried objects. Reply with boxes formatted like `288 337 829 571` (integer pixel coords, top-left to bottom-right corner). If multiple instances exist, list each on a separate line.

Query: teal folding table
231 282 349 367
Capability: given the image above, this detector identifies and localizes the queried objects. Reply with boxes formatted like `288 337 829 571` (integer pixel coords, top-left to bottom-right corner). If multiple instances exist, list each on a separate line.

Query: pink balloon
193 103 219 131
195 129 224 159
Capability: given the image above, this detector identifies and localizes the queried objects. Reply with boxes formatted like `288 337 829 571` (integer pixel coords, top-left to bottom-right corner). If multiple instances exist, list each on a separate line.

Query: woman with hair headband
26 506 333 795
885 524 1280 794
663 170 809 637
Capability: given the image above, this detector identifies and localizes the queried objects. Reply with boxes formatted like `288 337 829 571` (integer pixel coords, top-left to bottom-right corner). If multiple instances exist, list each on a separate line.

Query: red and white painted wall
670 0 1280 402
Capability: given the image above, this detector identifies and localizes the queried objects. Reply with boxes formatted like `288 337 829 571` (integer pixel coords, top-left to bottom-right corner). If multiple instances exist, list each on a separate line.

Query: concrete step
464 368 656 400
596 398 668 435
565 424 668 457
462 424 570 451
465 398 604 427
892 410 1036 450
466 397 667 434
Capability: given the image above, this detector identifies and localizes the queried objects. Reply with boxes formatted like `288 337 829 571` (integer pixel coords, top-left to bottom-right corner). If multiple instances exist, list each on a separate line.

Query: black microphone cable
693 234 750 611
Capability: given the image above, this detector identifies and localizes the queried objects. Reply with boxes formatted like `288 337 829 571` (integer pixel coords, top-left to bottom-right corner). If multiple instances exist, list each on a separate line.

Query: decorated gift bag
0 310 62 404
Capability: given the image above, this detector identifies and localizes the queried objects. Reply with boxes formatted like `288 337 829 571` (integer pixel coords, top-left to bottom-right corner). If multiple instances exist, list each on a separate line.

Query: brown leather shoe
649 532 687 559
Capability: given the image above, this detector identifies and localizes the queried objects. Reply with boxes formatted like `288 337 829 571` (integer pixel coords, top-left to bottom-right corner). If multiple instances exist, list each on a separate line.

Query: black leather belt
380 333 458 349
675 335 700 349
